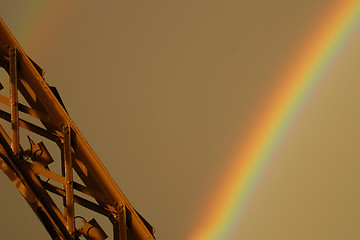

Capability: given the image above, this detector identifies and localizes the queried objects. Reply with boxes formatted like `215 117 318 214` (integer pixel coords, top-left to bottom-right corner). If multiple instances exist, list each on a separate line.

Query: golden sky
0 1 359 239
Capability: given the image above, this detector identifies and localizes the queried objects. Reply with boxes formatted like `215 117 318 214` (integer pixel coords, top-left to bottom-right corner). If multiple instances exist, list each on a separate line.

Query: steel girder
0 18 155 240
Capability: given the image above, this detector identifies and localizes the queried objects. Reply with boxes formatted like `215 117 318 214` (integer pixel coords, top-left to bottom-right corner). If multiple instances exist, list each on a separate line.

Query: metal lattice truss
0 18 155 240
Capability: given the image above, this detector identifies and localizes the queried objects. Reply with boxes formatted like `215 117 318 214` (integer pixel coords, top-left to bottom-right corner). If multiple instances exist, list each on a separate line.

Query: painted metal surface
0 18 155 240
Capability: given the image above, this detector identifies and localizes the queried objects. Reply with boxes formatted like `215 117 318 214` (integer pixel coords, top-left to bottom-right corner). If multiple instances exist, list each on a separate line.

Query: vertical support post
9 47 19 159
63 124 75 238
113 203 127 240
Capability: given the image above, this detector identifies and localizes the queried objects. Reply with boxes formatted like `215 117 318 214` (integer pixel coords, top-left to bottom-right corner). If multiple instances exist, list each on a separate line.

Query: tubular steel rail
0 18 155 240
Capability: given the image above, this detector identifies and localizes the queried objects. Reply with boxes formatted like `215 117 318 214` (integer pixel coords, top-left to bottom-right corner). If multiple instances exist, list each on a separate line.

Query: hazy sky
0 1 360 239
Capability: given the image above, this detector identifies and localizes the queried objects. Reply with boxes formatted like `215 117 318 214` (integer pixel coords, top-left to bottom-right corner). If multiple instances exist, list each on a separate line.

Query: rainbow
3 2 72 58
187 1 360 239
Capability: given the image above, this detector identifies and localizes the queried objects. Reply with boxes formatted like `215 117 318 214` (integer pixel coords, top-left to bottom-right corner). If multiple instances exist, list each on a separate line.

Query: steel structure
0 18 155 240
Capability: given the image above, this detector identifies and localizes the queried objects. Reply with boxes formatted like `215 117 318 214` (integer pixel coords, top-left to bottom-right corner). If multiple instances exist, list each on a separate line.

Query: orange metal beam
0 18 155 240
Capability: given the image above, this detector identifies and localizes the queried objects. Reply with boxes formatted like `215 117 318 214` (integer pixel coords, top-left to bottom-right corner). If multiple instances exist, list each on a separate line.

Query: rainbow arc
187 1 360 239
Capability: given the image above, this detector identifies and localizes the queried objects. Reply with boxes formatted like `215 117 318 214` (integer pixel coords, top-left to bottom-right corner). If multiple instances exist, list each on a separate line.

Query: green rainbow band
189 1 360 239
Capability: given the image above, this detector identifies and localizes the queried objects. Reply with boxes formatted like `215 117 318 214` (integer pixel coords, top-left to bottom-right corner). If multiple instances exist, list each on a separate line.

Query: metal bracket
63 124 75 238
114 203 127 240
9 46 19 159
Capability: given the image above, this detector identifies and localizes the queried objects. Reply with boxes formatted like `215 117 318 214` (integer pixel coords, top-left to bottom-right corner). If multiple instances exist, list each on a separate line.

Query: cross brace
0 18 155 240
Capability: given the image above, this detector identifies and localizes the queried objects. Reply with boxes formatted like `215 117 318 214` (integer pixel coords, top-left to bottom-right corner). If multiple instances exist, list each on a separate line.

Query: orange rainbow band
188 1 360 239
